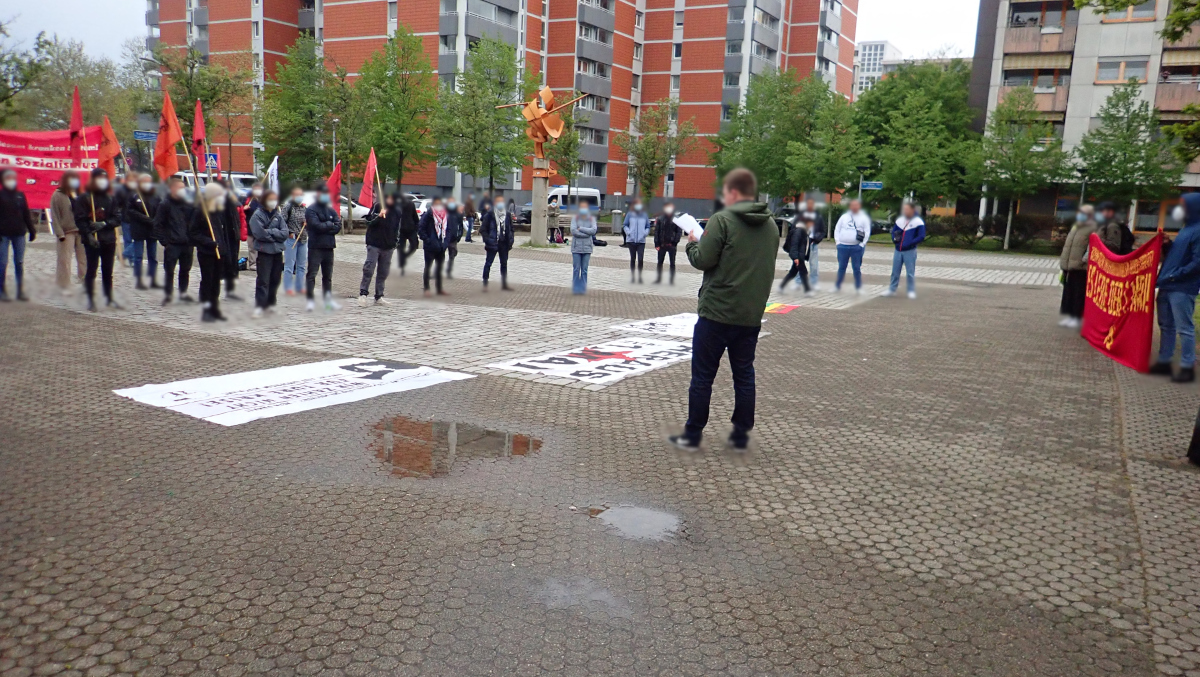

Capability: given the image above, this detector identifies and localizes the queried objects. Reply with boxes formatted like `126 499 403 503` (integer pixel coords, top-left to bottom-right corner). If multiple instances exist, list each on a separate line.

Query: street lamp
856 165 871 201
1077 168 1088 207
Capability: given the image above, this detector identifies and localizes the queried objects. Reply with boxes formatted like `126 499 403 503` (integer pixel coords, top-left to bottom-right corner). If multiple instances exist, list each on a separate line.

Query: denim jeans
132 239 158 280
283 238 308 293
572 252 590 294
1157 290 1197 368
0 234 27 295
684 317 761 445
121 222 135 263
809 243 820 286
836 244 864 290
889 249 917 293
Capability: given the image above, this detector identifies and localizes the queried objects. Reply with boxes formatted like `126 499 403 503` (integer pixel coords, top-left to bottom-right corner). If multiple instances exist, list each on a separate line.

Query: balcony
145 8 159 26
1156 81 1200 111
146 36 159 52
194 38 210 55
1003 24 1076 54
819 8 841 35
999 85 1068 113
298 8 316 30
191 7 208 26
1169 26 1200 49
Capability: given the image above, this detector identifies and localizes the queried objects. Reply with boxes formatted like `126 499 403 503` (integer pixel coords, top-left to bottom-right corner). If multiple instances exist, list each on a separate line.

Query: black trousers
447 243 458 278
1060 269 1087 319
483 248 509 283
255 252 284 309
83 240 116 301
684 317 761 445
162 244 193 297
397 231 419 272
628 242 645 277
781 260 811 292
224 240 241 291
656 246 677 282
424 248 445 292
306 247 335 299
197 251 222 316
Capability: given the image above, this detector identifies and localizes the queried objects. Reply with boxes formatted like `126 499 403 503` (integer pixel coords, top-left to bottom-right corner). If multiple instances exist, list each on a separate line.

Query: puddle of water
532 578 633 619
588 505 681 542
371 415 541 478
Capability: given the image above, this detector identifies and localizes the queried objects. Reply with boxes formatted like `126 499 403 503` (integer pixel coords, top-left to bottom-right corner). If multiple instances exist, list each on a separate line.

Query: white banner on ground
488 338 692 385
114 358 474 426
610 313 698 338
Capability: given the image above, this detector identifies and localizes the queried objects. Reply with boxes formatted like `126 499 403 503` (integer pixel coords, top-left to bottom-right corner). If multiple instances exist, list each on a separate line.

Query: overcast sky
5 0 982 63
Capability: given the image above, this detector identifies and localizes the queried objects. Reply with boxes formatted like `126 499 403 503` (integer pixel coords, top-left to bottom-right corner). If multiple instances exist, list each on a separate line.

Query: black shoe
0 291 9 302
179 294 196 303
668 435 701 451
1148 362 1173 376
213 311 228 322
226 292 244 302
726 436 749 452
16 290 28 302
135 279 148 291
149 279 161 289
1173 367 1195 384
655 276 662 284
86 298 97 312
201 310 216 323
162 296 172 307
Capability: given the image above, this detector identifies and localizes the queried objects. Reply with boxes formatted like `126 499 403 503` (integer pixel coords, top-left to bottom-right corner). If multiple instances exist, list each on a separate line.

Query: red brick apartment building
148 0 856 213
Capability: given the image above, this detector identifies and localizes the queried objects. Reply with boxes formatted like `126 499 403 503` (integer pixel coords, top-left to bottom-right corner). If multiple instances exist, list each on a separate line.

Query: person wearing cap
0 167 36 302
1058 204 1099 329
1096 201 1134 255
73 168 121 311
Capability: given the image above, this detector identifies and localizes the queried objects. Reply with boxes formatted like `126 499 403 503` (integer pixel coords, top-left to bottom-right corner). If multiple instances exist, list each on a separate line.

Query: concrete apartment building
147 0 858 214
970 0 1199 231
852 40 900 99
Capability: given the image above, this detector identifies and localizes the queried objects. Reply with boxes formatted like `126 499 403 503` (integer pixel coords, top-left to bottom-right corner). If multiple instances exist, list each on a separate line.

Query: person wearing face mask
191 183 235 322
243 183 264 271
396 193 420 276
417 197 452 296
570 203 598 294
358 192 400 306
623 201 651 283
781 217 813 295
801 198 826 289
1150 195 1200 383
444 197 464 280
1058 204 1099 329
50 170 87 292
72 169 121 311
218 180 248 301
249 190 289 317
463 193 476 243
1095 201 1135 255
154 178 197 305
123 173 161 290
479 197 515 291
0 167 36 302
116 173 140 267
653 202 682 285
282 186 308 296
304 185 342 311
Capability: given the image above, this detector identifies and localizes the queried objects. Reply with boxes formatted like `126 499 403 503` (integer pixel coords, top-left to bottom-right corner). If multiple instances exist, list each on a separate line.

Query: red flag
154 91 184 180
68 86 85 164
327 161 342 205
1082 233 1163 373
359 148 378 207
97 116 122 179
191 99 206 161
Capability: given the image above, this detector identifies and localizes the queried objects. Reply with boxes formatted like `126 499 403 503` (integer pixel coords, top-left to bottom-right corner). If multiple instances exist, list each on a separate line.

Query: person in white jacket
833 199 871 293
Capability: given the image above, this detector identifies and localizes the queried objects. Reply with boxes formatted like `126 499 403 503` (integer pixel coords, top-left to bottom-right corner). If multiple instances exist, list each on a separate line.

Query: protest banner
0 127 101 209
1082 233 1162 373
489 338 692 385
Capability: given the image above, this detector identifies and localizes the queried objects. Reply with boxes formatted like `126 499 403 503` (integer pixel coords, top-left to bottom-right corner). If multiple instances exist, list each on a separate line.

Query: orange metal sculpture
498 86 586 176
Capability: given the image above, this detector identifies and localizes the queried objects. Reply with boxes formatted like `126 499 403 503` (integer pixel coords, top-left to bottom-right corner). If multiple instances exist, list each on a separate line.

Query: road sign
205 153 219 170
132 130 158 142
861 181 884 191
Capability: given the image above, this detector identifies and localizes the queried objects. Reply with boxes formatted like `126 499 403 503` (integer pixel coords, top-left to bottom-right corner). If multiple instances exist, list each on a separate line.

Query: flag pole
183 144 221 260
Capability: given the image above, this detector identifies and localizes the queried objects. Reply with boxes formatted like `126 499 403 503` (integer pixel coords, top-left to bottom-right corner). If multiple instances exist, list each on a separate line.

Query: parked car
171 171 258 201
298 191 371 221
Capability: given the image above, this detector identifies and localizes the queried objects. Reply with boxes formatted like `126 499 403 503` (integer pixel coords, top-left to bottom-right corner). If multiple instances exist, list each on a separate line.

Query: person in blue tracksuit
884 201 926 299
623 201 651 284
1150 193 1200 383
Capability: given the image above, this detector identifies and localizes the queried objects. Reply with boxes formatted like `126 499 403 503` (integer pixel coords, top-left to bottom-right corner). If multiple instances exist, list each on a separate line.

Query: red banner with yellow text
0 127 102 210
1083 233 1162 373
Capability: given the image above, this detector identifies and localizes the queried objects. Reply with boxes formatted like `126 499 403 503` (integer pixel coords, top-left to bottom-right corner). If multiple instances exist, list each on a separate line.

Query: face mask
252 188 263 198
1173 205 1186 222
318 194 331 204
664 207 674 216
139 182 153 192
265 199 278 211
1076 212 1087 223
2 179 15 190
172 189 186 200
1095 213 1107 224
94 178 109 191
634 203 643 212
67 178 80 190
447 201 457 210
292 194 304 203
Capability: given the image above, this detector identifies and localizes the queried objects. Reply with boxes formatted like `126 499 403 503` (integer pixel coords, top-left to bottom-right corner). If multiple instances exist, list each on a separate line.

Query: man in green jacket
671 168 779 451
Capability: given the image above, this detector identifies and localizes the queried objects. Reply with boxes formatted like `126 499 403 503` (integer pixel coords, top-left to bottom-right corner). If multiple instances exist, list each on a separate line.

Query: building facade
970 0 1199 230
851 40 900 99
148 0 858 214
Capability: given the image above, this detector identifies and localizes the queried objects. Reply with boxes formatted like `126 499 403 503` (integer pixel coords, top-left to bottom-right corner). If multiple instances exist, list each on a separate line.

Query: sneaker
135 279 147 291
252 307 264 319
804 291 815 297
907 291 917 300
265 306 277 315
357 295 369 308
880 290 896 297
286 289 296 297
306 300 316 312
226 292 244 302
1148 362 1173 377
855 288 863 296
1066 318 1081 329
162 296 172 306
0 291 9 302
16 291 28 302
1058 317 1072 327
1173 367 1196 384
834 286 842 294
325 298 342 311
201 310 216 323
374 297 390 306
668 434 701 452
726 436 749 452
86 298 97 312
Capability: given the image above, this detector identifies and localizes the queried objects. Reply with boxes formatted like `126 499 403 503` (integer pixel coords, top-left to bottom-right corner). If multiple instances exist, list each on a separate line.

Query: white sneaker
374 297 390 306
1058 317 1072 327
252 307 264 319
325 296 342 311
907 291 917 300
357 295 368 308
880 290 896 297
834 286 842 294
1067 318 1081 329
804 290 814 297
306 300 315 312
855 288 863 296
812 283 822 291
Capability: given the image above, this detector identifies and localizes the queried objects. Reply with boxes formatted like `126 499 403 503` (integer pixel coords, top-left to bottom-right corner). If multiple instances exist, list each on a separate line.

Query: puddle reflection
371 415 541 478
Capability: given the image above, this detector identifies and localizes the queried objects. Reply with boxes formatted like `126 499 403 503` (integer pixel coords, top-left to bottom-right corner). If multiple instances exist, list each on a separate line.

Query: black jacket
0 188 35 239
653 214 681 248
480 210 514 252
400 199 419 234
803 211 826 245
364 204 401 250
126 192 161 241
448 210 464 244
787 225 811 262
72 191 120 246
154 196 195 246
190 205 235 258
418 210 455 254
114 185 138 223
304 203 341 249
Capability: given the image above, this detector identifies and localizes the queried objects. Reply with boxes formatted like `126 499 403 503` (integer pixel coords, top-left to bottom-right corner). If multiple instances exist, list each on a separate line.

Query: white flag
266 155 279 195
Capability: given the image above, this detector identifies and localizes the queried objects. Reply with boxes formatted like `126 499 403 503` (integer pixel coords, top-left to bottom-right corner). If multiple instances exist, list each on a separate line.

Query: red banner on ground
0 127 102 210
1083 233 1162 373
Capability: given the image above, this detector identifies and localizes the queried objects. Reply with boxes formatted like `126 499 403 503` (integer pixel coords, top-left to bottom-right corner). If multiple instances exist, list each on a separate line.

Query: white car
412 198 430 219
298 192 372 220
171 171 258 200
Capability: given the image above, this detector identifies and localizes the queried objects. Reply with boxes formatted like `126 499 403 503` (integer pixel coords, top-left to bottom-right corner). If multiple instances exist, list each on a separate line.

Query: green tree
1165 108 1200 165
153 46 254 155
433 37 537 192
543 90 585 204
613 98 699 202
0 21 50 126
10 37 119 130
354 26 438 191
786 92 868 224
980 87 1068 249
712 70 827 201
1076 81 1184 204
257 37 349 187
1074 0 1199 43
854 60 975 148
874 90 977 211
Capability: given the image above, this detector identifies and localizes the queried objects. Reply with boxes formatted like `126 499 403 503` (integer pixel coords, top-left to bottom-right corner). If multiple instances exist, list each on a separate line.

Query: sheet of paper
675 213 703 239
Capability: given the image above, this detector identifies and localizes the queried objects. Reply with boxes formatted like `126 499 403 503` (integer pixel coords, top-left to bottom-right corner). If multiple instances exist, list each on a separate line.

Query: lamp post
856 165 870 202
1077 168 1088 208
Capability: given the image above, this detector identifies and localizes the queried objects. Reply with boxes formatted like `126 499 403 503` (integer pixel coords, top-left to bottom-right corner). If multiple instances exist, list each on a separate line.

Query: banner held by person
1082 232 1163 373
0 127 99 209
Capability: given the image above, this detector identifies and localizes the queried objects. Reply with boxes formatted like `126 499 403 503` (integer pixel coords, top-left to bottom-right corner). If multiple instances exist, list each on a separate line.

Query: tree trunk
227 135 234 175
1003 200 1016 251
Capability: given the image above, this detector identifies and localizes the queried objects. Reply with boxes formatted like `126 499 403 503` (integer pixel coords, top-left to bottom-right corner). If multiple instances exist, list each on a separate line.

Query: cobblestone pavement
2 235 1198 677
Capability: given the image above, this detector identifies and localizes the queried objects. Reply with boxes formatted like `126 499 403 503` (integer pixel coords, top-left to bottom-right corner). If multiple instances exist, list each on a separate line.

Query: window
821 28 835 43
675 11 684 26
724 71 739 87
580 161 606 177
823 0 841 15
1105 0 1155 21
579 23 612 45
670 74 680 90
753 8 779 31
440 0 455 12
580 127 607 145
578 94 609 112
1096 58 1149 83
721 105 734 121
635 11 643 27
388 1 397 21
726 40 742 54
578 58 610 79
752 41 777 62
579 0 612 10
252 21 260 37
728 7 743 22
633 44 642 60
1009 1 1080 28
669 107 678 121
467 0 516 26
439 35 454 53
631 73 640 90
673 43 682 58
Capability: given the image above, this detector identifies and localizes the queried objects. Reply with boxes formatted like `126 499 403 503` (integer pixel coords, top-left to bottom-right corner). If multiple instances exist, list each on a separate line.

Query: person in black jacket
781 217 813 294
243 182 263 271
396 193 420 275
304 185 342 311
445 197 464 280
417 197 453 296
653 202 682 285
479 199 515 291
217 181 245 301
0 167 36 302
249 191 289 316
191 183 235 322
800 198 826 290
115 172 139 266
358 192 399 306
124 173 161 290
154 178 196 305
73 169 121 311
